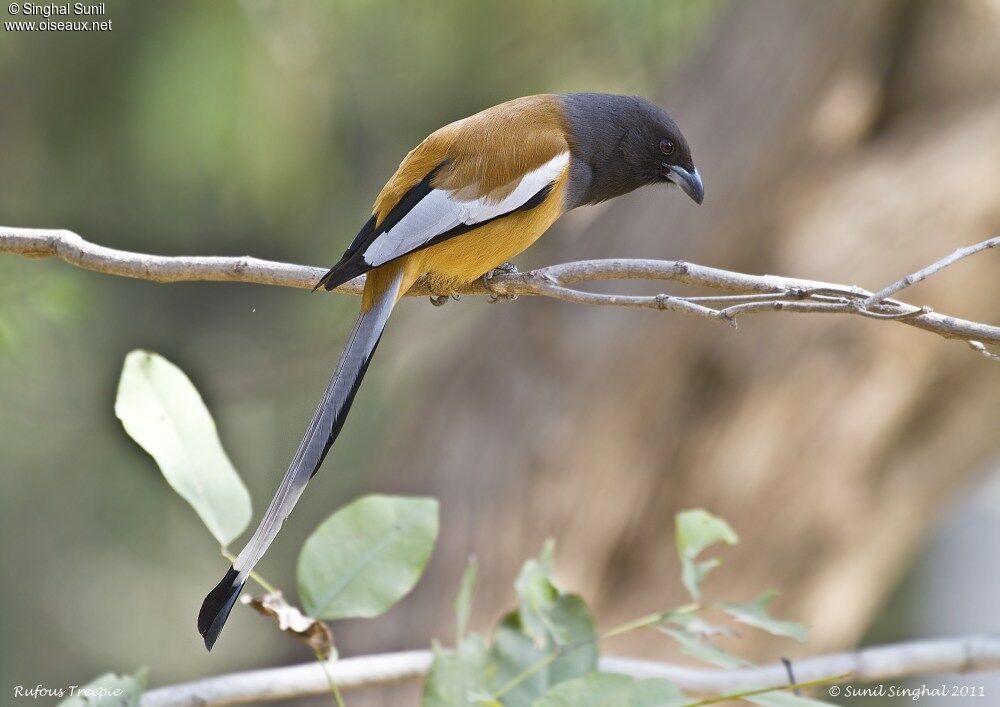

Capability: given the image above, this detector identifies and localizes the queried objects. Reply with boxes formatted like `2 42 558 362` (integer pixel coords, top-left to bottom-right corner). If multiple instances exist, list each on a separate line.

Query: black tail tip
198 566 245 651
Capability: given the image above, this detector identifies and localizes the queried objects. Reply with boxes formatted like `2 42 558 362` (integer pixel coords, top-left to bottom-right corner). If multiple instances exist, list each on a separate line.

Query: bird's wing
317 95 570 290
363 150 569 266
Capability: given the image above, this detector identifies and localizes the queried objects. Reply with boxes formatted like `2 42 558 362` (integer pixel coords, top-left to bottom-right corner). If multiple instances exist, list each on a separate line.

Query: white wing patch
363 151 569 266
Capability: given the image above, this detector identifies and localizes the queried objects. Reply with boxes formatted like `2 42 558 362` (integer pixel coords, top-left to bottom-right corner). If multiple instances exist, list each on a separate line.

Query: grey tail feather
197 269 404 650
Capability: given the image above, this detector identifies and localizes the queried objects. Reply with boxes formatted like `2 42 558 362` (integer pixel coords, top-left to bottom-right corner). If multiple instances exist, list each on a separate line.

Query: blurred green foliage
0 0 715 693
108 347 816 705
423 519 819 706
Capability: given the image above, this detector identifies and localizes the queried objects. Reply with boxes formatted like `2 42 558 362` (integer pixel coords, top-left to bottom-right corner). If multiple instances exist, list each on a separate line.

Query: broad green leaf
297 494 438 619
455 557 478 642
514 540 558 643
658 627 746 669
115 350 250 546
59 669 146 707
533 672 688 707
491 595 598 707
675 509 738 600
423 636 494 707
719 590 808 641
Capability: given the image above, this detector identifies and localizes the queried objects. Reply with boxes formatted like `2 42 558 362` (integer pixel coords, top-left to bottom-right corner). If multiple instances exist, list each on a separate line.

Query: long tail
198 269 404 650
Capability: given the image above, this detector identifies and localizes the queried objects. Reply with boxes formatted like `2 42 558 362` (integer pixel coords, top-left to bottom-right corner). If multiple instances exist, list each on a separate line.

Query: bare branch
139 635 1000 706
865 236 1000 306
0 226 344 292
3 226 999 357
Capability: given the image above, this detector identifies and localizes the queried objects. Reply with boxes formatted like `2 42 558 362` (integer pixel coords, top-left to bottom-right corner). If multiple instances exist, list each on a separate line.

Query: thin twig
138 635 1000 706
313 649 347 707
222 550 277 594
781 656 799 695
968 341 1000 362
3 226 999 357
680 672 850 707
864 236 1000 306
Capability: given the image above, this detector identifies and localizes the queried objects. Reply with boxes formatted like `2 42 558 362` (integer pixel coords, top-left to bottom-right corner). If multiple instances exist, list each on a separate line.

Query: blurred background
1 1 999 704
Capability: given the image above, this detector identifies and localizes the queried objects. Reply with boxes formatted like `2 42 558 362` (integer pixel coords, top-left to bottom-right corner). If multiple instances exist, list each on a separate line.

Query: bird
198 92 703 649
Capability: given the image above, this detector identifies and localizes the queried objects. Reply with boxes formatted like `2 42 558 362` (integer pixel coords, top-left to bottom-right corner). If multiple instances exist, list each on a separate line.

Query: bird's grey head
560 93 703 208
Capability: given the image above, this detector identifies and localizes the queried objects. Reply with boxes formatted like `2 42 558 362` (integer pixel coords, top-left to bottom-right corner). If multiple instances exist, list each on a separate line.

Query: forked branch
2 227 998 359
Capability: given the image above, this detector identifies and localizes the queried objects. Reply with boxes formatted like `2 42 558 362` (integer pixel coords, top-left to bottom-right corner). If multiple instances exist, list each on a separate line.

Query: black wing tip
315 260 371 293
198 566 245 651
312 271 333 292
312 263 344 292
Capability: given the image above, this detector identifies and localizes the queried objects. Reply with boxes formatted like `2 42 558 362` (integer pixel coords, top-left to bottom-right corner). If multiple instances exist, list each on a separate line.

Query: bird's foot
429 294 461 307
482 262 519 303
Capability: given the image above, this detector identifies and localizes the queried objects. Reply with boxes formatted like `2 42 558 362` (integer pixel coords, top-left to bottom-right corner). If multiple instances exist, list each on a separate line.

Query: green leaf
455 557 478 642
59 669 146 707
675 510 738 559
491 595 598 707
297 494 439 619
719 591 808 641
115 350 250 547
423 636 494 707
532 672 688 707
513 540 559 643
658 627 747 669
675 509 738 600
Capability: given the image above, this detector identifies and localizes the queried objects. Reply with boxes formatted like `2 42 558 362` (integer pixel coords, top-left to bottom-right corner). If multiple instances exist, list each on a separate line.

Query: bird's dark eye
659 139 675 155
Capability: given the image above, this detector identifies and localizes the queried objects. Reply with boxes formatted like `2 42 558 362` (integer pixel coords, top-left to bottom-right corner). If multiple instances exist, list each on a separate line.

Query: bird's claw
429 294 461 307
482 262 519 303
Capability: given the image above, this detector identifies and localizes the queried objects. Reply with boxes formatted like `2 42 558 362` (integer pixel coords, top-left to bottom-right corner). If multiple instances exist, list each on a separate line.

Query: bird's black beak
666 165 704 205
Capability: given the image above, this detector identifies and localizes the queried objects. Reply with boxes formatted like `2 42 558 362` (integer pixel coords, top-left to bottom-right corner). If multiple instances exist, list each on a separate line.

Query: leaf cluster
62 351 834 706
